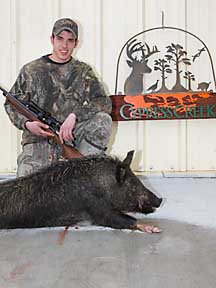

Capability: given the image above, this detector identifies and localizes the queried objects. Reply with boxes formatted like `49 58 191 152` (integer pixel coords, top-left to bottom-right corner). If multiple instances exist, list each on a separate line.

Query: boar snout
138 192 162 214
153 195 162 208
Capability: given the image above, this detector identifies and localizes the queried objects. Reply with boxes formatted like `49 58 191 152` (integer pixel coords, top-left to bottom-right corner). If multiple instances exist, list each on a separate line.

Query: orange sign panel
110 92 216 121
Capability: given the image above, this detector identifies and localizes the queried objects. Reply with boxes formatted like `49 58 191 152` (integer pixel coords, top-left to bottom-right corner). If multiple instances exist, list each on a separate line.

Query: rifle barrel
0 85 83 159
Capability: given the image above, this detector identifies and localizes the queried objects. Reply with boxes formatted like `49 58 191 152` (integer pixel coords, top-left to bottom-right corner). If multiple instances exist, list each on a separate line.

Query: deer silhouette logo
124 39 159 95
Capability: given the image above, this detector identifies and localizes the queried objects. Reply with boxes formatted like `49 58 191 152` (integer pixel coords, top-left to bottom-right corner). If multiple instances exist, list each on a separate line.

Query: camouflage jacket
4 55 112 145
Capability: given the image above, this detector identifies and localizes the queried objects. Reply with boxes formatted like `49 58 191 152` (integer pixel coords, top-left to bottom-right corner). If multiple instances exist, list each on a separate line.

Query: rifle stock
1 86 83 159
51 134 83 159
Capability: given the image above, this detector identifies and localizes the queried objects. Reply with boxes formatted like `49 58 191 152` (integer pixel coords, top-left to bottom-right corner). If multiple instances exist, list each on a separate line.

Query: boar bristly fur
0 151 162 230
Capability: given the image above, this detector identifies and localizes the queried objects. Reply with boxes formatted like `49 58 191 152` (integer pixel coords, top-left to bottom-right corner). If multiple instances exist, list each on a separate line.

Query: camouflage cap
52 18 78 39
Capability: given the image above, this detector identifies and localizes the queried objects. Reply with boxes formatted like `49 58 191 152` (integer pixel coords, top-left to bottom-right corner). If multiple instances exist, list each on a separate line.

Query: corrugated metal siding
0 0 216 173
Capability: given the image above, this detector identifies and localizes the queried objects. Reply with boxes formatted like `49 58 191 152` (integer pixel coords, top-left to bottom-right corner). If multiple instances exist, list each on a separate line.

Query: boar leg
85 196 160 233
135 219 162 233
92 209 161 233
90 208 138 230
88 200 160 233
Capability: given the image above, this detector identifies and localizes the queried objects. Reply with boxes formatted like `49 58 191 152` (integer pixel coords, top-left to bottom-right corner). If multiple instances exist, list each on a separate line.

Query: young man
4 18 112 177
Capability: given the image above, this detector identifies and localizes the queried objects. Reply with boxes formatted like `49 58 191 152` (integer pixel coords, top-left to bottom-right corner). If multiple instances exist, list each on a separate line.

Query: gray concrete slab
0 220 215 288
0 176 215 287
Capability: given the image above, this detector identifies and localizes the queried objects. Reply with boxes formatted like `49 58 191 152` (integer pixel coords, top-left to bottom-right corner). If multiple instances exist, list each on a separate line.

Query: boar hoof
136 220 162 233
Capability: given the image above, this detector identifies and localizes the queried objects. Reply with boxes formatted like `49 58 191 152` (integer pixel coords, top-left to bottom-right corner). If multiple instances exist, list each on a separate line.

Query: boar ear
122 150 134 167
116 150 134 183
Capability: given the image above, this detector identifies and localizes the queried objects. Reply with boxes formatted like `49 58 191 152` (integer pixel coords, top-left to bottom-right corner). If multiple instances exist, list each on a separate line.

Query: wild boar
0 151 162 233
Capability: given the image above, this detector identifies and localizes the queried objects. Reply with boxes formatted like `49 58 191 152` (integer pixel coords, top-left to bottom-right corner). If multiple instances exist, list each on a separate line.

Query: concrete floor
0 176 216 288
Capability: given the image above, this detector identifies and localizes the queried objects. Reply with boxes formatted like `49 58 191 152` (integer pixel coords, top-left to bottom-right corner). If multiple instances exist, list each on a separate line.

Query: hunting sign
111 26 216 121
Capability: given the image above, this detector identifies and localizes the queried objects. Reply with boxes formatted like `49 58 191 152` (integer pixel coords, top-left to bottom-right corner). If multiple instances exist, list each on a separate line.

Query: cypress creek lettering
119 104 216 120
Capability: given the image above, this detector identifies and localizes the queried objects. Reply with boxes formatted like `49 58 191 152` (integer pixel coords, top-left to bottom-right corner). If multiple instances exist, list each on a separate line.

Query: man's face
50 30 78 63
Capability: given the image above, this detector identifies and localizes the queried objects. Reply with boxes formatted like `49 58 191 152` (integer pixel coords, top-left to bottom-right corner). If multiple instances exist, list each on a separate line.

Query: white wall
0 0 216 173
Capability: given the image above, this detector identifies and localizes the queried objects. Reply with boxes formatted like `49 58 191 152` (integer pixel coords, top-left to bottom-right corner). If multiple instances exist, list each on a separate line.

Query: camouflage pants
17 112 112 177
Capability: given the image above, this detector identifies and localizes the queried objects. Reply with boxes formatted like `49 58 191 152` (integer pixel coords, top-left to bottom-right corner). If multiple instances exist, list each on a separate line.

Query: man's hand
58 113 76 144
25 121 55 137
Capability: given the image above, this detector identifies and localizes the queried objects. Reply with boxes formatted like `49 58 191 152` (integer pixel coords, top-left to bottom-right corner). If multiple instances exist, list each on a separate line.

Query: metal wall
0 0 216 173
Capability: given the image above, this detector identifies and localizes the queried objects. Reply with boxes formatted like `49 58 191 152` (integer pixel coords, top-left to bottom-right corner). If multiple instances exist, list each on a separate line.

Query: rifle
0 85 83 159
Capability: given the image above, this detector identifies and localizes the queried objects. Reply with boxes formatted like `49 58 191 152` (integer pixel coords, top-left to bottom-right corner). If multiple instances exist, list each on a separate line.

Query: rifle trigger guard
47 138 58 147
